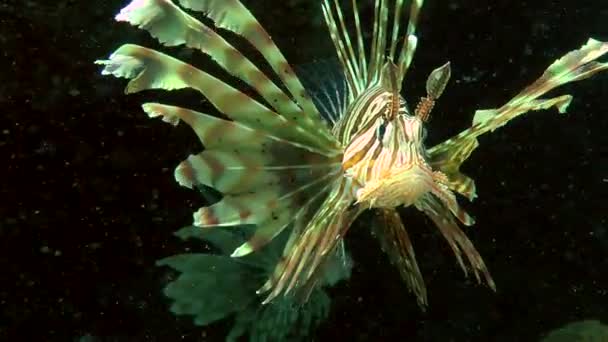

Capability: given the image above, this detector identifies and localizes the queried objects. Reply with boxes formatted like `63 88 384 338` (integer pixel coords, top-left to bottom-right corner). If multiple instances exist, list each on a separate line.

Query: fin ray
416 195 495 290
115 0 335 141
96 44 338 155
429 39 608 200
372 209 427 307
259 180 361 303
175 0 323 123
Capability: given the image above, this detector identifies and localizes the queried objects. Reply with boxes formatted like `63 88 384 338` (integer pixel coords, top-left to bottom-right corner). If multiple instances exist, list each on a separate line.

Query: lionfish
97 0 608 311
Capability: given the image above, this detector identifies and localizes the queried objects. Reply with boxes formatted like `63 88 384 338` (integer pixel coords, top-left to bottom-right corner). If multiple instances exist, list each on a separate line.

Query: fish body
97 0 608 310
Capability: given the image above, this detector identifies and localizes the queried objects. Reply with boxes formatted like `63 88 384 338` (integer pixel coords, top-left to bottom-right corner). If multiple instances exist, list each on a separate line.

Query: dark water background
2 0 607 340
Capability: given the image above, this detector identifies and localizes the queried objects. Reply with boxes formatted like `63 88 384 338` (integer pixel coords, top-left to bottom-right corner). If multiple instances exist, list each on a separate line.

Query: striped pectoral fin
174 150 264 192
444 172 477 202
115 0 333 141
175 0 324 124
372 209 427 308
115 0 198 48
142 102 343 197
416 195 495 291
175 148 342 195
428 136 479 201
192 166 336 227
428 95 575 197
428 39 608 193
192 198 294 255
190 155 343 254
258 183 360 304
142 103 269 148
511 38 608 104
473 38 608 134
193 189 284 227
231 174 340 258
430 172 475 226
471 95 574 136
96 44 337 154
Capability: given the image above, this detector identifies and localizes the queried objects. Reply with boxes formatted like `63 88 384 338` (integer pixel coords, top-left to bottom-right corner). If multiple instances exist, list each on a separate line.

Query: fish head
344 109 434 208
342 62 435 208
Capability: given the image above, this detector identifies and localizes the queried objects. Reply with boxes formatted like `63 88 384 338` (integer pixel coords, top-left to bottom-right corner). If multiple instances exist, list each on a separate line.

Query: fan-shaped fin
142 103 271 148
96 44 337 154
193 189 289 227
175 0 323 122
115 0 333 142
232 179 337 258
175 150 338 193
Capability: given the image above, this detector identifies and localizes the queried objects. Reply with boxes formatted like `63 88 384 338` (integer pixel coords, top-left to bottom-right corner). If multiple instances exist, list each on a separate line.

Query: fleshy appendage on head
344 61 453 210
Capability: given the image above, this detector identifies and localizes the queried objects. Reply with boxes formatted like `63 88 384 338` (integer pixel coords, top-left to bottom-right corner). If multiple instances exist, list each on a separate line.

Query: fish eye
376 121 387 141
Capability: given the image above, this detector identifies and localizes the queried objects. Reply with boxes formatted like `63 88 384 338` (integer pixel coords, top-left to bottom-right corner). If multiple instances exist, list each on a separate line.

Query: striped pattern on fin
114 0 334 144
96 44 337 155
429 173 475 227
415 194 496 290
372 208 427 308
258 180 362 304
142 103 340 194
95 0 354 262
175 0 323 123
321 0 425 99
428 38 608 201
141 102 344 253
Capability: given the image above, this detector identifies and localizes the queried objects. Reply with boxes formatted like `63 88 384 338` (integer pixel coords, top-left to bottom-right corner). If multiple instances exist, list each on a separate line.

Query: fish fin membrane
111 0 334 142
294 58 349 126
96 0 348 257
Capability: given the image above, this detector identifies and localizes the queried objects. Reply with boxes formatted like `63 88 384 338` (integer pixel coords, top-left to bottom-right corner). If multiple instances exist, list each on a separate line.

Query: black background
2 0 607 341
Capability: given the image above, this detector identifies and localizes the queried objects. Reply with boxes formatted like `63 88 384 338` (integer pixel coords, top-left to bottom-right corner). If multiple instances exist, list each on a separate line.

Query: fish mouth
355 164 434 208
